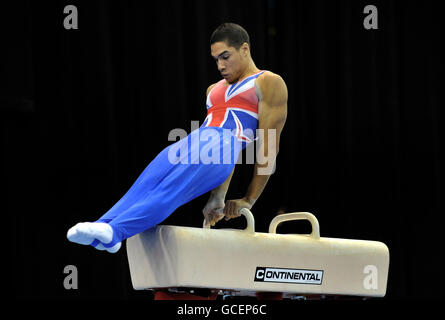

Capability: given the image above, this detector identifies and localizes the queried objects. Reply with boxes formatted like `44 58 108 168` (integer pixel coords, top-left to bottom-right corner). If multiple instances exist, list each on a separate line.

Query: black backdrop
3 0 443 301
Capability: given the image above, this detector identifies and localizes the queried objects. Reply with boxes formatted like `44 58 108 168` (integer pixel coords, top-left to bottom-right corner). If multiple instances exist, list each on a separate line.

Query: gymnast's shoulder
256 70 288 101
206 82 218 97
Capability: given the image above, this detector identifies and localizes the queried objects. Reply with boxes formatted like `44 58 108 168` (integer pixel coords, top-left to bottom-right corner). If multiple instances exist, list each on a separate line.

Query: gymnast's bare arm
223 71 288 220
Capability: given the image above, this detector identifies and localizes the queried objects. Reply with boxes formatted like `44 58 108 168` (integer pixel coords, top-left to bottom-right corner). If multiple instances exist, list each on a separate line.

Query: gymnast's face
211 41 250 84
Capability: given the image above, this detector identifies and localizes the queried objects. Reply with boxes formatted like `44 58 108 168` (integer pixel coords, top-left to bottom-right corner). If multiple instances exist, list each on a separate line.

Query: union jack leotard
202 70 265 146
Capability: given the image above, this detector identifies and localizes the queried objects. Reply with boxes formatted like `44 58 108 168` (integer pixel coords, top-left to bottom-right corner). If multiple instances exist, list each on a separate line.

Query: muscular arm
243 72 288 206
222 72 288 220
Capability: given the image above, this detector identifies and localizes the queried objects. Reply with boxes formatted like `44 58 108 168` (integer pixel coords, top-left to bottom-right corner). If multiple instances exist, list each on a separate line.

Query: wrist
243 196 257 206
211 189 226 200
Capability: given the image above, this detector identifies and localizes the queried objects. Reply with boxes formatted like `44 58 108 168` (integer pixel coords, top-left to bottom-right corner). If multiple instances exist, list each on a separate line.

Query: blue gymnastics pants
91 127 243 248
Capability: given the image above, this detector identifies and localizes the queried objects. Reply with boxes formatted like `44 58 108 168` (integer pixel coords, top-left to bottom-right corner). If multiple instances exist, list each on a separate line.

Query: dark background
3 0 443 300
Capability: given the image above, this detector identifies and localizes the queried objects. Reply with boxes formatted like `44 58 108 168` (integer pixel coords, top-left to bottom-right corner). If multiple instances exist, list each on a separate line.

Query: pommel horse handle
268 212 320 239
203 208 255 234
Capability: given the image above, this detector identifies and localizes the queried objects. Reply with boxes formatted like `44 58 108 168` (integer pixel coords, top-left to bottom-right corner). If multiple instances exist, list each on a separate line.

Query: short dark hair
210 23 250 50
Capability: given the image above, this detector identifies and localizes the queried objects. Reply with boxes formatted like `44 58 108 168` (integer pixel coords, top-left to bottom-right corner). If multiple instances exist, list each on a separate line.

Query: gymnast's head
210 23 254 84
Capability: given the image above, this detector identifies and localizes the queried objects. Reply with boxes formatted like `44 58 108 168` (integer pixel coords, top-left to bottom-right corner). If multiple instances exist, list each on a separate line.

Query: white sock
95 242 122 254
67 222 113 245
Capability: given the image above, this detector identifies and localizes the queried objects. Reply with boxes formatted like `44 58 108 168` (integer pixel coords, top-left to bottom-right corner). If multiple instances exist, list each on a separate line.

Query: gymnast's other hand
223 198 253 221
202 194 226 227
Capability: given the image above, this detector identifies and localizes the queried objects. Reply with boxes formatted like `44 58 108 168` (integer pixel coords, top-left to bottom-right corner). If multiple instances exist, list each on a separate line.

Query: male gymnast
67 23 288 253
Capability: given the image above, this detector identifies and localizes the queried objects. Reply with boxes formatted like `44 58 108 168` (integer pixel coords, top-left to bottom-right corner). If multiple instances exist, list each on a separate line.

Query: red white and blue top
201 70 265 146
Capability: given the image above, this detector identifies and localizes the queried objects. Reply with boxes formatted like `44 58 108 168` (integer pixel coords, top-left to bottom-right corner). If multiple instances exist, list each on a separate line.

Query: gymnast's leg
66 143 176 252
67 127 242 253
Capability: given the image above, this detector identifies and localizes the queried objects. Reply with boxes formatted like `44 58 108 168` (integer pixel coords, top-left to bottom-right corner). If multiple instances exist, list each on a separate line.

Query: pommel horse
126 209 389 300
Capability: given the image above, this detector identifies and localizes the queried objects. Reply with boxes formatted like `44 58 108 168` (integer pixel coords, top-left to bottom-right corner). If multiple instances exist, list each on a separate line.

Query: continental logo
254 267 323 285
